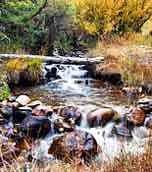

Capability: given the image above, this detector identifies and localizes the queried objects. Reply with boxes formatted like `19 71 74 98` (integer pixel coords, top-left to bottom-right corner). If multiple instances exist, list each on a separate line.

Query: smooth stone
32 105 53 116
20 115 52 139
48 130 99 164
114 125 131 137
137 97 152 113
27 100 43 108
13 108 32 123
87 107 118 127
16 95 31 106
54 118 74 133
8 96 17 102
58 106 82 125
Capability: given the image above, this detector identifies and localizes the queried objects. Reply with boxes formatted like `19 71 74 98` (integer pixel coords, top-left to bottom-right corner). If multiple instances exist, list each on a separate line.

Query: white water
29 64 151 161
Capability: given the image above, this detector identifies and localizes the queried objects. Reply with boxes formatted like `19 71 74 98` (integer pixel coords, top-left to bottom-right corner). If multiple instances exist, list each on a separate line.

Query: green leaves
0 0 47 24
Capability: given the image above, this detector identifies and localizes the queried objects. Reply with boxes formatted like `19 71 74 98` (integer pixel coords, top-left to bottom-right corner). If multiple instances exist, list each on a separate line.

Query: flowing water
14 64 150 161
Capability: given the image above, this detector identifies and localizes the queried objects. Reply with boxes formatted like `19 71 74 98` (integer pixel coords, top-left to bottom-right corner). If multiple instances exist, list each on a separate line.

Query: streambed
12 64 150 161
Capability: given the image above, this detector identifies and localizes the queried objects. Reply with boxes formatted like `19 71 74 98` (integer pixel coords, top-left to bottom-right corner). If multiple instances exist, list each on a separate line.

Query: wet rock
16 95 31 106
144 117 152 129
0 105 13 119
87 107 118 127
54 118 74 133
27 100 43 108
127 107 145 126
8 96 17 102
13 107 32 123
20 115 51 139
137 97 152 114
114 124 132 137
45 66 61 81
48 130 99 164
32 105 53 116
58 106 82 126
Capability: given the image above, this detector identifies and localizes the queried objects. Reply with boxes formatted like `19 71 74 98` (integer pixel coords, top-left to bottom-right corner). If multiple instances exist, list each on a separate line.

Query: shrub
72 0 152 36
6 58 43 86
119 56 152 86
0 83 11 101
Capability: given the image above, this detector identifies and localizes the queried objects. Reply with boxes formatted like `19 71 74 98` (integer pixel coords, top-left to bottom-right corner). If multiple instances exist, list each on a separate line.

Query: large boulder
48 130 99 164
16 95 31 106
13 107 32 123
20 115 52 140
87 107 119 127
127 107 145 126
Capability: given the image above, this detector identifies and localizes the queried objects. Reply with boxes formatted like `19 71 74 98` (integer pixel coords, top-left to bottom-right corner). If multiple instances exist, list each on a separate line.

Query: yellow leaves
72 0 152 35
83 22 97 35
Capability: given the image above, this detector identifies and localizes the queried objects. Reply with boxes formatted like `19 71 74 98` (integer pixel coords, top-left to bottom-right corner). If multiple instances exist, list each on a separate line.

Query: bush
6 58 43 86
72 0 152 36
0 84 11 101
120 56 152 86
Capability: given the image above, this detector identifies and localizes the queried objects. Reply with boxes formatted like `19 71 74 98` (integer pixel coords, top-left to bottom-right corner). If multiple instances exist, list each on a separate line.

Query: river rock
13 107 32 123
20 115 51 139
48 130 99 164
8 96 17 102
54 118 74 133
87 107 119 127
0 105 13 119
57 106 82 125
137 97 152 114
114 124 132 137
144 117 152 129
127 107 145 126
16 95 31 106
32 105 53 116
27 100 43 108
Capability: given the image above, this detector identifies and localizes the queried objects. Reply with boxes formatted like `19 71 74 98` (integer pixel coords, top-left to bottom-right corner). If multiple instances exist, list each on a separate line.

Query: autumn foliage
72 0 152 36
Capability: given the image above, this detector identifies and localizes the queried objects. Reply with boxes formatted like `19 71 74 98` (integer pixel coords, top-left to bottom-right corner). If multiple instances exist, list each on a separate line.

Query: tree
0 0 47 24
72 0 152 36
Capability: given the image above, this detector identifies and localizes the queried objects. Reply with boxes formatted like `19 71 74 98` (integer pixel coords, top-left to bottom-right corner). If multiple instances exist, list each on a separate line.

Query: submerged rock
87 107 119 127
16 95 31 106
48 130 99 164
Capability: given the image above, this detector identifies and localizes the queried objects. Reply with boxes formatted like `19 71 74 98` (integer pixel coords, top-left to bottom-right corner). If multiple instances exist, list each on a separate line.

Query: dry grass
0 144 152 172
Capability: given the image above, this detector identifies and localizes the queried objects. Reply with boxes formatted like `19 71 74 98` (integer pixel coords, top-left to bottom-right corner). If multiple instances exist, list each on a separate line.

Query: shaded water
14 64 148 161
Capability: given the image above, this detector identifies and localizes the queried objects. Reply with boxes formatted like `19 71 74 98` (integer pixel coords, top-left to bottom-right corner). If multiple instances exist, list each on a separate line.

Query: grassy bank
0 144 152 172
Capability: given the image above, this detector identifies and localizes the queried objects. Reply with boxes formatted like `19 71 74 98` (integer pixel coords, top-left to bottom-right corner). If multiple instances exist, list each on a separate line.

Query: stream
13 64 149 161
